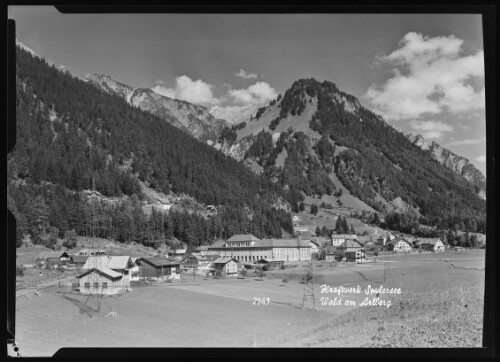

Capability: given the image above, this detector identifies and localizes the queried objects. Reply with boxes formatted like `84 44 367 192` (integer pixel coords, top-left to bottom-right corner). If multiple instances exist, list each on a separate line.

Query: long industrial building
207 234 312 262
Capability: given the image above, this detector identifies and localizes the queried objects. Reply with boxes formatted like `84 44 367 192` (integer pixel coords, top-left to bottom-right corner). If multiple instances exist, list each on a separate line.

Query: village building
168 243 188 260
37 251 71 267
77 267 126 295
337 239 364 252
77 254 135 295
75 248 107 257
212 258 239 278
375 232 398 247
129 257 140 281
325 253 336 262
254 259 284 270
293 225 311 233
416 238 445 252
206 205 217 212
331 234 358 247
297 230 316 240
207 234 312 263
345 249 366 262
195 245 209 256
292 215 301 223
155 197 172 211
307 239 321 254
182 254 211 271
82 255 133 272
70 255 88 266
385 238 413 253
136 257 181 280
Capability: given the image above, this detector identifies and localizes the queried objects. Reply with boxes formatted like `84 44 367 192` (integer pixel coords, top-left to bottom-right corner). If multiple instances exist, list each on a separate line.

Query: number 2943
253 297 270 305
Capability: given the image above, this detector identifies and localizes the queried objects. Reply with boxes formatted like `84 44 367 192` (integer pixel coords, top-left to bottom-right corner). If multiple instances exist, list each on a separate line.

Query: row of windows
230 255 266 262
84 282 108 289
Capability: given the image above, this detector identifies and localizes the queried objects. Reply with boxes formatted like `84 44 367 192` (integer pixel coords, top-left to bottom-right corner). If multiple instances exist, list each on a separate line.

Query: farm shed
136 258 181 280
325 253 336 262
77 267 126 295
212 258 239 278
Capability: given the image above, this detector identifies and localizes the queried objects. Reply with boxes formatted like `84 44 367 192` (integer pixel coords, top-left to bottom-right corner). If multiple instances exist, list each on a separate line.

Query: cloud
446 137 486 147
409 120 453 139
151 75 219 106
235 69 258 79
228 81 278 105
366 32 485 120
475 155 486 163
155 79 165 85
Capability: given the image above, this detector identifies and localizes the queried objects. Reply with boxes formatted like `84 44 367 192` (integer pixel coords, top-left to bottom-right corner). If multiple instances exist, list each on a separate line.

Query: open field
16 245 57 266
15 250 485 355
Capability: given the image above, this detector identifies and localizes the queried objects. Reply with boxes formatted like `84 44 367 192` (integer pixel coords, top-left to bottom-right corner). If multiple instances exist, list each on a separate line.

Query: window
102 282 108 289
85 282 90 289
93 282 99 289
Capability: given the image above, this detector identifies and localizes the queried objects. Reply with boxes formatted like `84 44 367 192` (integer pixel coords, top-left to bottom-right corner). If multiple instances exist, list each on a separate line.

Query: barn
136 258 181 280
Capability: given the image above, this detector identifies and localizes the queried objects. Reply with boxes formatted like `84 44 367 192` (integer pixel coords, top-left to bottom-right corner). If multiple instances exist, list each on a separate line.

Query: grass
274 284 484 347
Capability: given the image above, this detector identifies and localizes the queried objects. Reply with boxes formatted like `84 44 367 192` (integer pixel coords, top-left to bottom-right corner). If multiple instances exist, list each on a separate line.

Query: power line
79 179 117 318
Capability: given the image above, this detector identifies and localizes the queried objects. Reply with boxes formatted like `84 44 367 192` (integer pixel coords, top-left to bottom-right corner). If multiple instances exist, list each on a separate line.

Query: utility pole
300 258 317 310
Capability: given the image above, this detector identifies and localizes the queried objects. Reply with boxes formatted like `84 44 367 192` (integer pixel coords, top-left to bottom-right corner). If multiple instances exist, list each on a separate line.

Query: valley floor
14 250 485 355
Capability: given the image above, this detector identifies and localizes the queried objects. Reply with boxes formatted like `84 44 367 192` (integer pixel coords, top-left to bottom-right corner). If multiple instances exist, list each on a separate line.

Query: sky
9 7 487 175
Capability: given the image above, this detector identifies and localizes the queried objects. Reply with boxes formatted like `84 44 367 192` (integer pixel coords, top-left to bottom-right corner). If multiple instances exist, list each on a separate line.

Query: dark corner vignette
6 18 18 356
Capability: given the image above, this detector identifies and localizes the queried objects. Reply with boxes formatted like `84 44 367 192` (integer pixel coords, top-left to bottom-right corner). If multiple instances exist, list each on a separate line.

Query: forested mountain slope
8 46 294 248
216 78 486 233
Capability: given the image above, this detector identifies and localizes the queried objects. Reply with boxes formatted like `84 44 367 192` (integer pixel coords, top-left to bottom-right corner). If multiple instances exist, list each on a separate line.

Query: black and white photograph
6 4 496 357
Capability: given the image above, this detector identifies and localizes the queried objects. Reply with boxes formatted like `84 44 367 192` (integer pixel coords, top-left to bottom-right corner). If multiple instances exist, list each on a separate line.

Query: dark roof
213 257 238 264
77 267 122 280
386 238 411 246
208 238 311 249
340 239 363 248
255 259 269 264
208 240 226 249
226 234 261 243
138 257 180 268
331 234 357 239
71 255 89 263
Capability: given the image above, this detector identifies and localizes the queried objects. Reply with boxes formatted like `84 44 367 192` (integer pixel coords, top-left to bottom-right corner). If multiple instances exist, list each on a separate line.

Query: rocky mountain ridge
84 73 228 144
405 132 486 199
